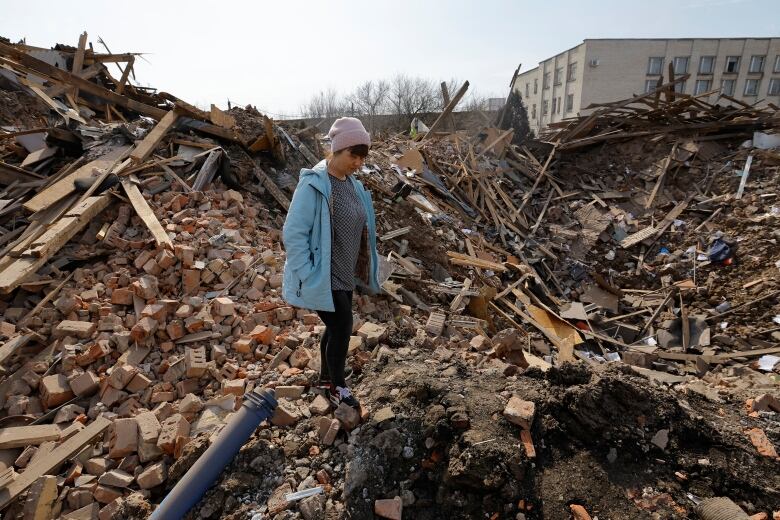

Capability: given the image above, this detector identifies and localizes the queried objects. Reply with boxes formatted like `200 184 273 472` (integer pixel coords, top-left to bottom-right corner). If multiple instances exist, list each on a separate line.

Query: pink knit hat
328 117 371 153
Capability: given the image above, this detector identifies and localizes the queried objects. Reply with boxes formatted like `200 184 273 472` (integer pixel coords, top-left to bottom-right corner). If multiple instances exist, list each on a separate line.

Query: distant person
282 117 380 410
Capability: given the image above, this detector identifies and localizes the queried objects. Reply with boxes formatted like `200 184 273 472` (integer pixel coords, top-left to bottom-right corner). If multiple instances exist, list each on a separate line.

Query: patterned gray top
329 174 366 291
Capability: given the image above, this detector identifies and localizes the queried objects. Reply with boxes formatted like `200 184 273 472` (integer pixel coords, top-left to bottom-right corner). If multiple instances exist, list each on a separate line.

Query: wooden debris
0 416 111 511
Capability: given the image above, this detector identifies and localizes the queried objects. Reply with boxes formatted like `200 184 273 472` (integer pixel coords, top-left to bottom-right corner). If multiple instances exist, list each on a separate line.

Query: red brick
107 365 138 390
212 297 235 317
137 461 167 489
184 347 207 378
157 414 189 455
130 317 158 342
374 497 402 520
108 418 138 458
182 269 200 295
249 325 274 345
53 320 96 339
40 374 75 409
69 371 99 397
111 288 134 305
126 372 152 393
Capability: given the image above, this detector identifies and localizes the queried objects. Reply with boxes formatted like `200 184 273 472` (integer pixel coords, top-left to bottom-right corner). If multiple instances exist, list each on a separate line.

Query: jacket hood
299 160 329 193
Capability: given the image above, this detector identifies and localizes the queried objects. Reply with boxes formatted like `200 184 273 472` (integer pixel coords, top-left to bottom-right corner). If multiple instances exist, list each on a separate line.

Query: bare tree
301 87 347 119
348 80 390 133
386 74 439 127
462 92 489 112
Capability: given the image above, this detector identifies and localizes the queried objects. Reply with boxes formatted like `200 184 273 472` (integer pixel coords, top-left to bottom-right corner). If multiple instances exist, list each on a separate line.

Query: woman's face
332 149 366 175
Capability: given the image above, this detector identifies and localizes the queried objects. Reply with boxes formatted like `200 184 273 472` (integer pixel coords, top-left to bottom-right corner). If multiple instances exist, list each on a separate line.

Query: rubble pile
0 33 779 519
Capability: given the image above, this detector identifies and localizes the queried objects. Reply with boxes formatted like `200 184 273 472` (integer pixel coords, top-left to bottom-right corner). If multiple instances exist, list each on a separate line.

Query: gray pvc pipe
149 388 278 520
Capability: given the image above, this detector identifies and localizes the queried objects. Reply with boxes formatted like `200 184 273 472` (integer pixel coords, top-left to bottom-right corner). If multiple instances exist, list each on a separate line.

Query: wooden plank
621 225 657 248
191 149 222 191
440 82 457 131
705 289 780 322
0 334 34 367
45 63 101 98
129 111 179 164
645 143 678 209
23 146 129 213
0 162 42 185
735 154 753 199
380 226 412 242
0 425 61 449
0 41 167 120
115 56 134 95
18 273 74 327
0 196 110 293
70 31 88 99
21 82 86 125
253 163 290 211
120 179 173 249
447 251 507 272
449 278 473 312
423 81 469 140
25 195 113 258
0 416 111 511
475 128 514 160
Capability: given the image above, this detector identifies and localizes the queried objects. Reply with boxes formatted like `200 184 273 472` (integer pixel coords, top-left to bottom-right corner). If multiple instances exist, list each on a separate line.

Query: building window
567 62 577 81
749 55 765 73
566 93 574 112
769 78 780 96
673 56 690 74
554 67 563 85
542 100 549 115
775 55 780 73
721 79 736 96
532 104 537 119
674 81 686 93
647 57 664 75
744 79 760 96
724 56 740 73
699 56 715 74
543 72 550 89
534 78 538 94
695 79 712 95
525 83 530 97
551 97 557 113
557 97 562 114
645 79 658 93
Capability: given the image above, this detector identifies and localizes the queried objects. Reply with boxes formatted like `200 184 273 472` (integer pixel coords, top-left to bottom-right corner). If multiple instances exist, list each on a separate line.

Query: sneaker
315 367 353 390
329 386 360 409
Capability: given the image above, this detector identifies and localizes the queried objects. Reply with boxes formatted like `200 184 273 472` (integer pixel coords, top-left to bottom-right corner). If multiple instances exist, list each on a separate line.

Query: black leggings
316 290 353 388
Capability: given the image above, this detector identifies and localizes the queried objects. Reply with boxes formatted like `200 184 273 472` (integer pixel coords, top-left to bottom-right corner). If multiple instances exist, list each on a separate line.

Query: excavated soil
187 350 780 519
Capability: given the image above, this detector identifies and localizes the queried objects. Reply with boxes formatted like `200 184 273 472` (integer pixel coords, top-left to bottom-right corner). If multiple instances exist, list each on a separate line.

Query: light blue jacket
281 160 380 312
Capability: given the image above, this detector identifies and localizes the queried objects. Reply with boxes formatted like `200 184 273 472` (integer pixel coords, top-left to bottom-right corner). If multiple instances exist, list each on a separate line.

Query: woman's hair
330 144 369 159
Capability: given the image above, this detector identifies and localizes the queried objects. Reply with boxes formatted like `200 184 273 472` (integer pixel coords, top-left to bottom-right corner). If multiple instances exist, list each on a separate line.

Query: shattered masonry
0 32 779 520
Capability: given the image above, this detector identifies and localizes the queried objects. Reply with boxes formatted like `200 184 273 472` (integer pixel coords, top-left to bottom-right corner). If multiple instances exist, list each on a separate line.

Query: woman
282 117 380 409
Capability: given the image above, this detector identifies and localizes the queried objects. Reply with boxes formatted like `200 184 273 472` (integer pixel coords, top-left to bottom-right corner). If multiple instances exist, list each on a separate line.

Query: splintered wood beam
0 41 166 119
120 178 173 249
447 251 507 272
252 162 290 211
70 31 88 99
0 417 111 511
129 111 179 164
0 425 61 449
0 196 111 293
423 81 469 139
115 55 134 95
0 162 41 185
645 142 678 209
23 146 130 213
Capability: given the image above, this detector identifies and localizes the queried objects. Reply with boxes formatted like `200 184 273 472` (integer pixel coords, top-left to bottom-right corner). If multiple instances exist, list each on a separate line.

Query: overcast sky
2 0 778 118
